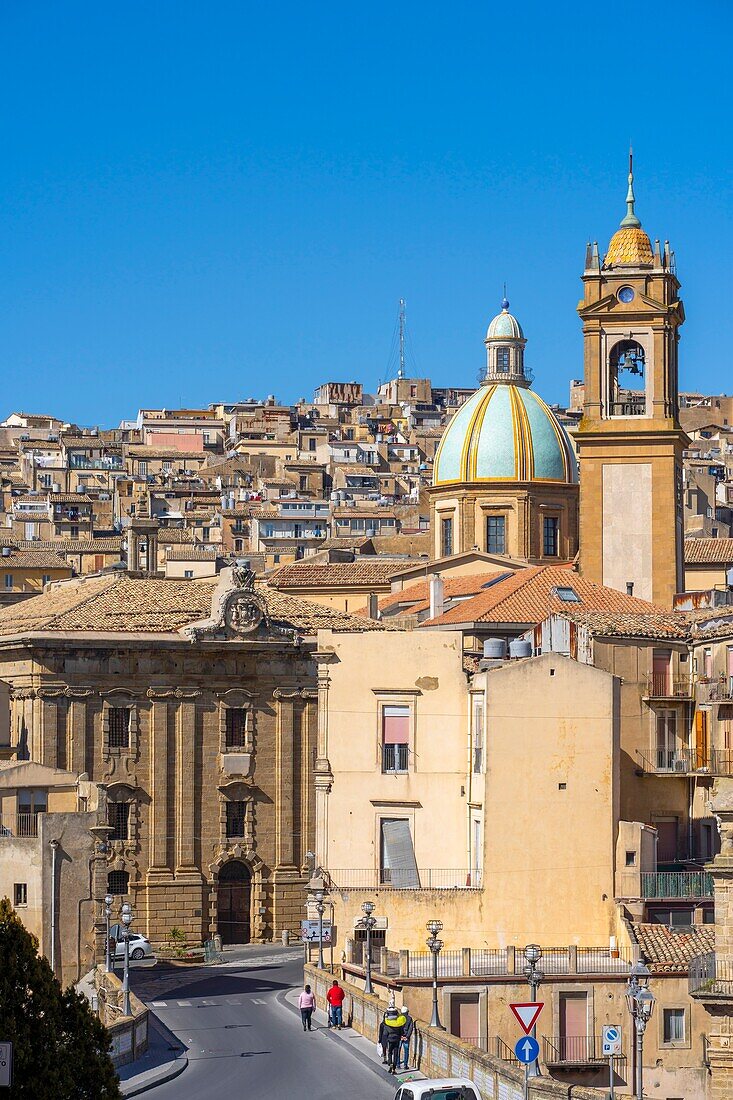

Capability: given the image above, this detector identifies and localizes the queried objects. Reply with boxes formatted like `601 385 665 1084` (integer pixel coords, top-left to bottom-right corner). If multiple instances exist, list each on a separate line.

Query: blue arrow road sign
514 1035 540 1064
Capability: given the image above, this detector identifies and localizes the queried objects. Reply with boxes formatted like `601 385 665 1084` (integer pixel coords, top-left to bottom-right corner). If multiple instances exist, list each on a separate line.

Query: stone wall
95 969 149 1069
304 963 601 1099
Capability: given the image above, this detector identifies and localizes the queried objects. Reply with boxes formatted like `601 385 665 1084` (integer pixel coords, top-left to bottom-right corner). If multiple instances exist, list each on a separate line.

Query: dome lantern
484 297 530 386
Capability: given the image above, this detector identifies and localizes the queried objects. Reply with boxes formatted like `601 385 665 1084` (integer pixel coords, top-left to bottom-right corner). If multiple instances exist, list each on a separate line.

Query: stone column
127 529 138 572
175 698 197 873
67 696 88 774
38 694 61 767
274 692 296 870
148 699 170 873
313 656 334 870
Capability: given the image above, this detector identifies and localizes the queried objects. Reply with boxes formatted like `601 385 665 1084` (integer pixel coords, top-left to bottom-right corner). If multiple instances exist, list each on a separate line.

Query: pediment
579 290 682 320
0 761 79 789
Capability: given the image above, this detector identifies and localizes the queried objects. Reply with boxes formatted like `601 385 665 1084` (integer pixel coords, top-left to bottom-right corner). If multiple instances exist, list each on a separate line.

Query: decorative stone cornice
216 688 259 701
145 687 202 699
272 688 317 701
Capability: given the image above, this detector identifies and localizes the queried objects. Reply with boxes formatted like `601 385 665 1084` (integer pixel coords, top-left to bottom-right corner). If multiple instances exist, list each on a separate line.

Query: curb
277 987 397 1087
119 1017 189 1097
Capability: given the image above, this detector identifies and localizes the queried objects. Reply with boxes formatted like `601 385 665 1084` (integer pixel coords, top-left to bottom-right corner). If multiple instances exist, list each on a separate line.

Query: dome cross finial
620 145 641 229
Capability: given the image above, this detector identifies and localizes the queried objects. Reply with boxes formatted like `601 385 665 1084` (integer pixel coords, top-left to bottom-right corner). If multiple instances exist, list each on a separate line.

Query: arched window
107 870 129 896
608 339 646 416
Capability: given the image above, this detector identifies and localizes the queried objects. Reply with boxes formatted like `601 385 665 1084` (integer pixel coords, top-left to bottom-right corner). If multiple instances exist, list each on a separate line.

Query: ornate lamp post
314 890 326 970
523 944 544 1077
120 902 133 1017
426 919 445 1030
104 894 113 973
625 962 655 1099
360 900 377 995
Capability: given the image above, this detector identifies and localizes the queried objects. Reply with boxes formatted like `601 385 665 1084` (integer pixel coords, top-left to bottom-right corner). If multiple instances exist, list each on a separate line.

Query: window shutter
382 819 420 888
382 705 410 745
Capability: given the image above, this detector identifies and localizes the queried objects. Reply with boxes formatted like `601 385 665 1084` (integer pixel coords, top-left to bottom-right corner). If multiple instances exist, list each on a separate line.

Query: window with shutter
380 818 420 888
382 705 410 773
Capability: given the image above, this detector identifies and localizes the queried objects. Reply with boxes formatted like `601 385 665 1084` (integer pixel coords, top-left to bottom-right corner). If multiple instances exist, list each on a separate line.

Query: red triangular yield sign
510 1002 544 1034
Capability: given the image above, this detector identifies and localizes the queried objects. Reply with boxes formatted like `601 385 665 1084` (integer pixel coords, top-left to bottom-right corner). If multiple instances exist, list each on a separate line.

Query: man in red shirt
326 979 346 1029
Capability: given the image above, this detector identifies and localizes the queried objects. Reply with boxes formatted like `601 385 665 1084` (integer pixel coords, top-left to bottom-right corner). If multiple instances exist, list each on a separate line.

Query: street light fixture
426 919 445 1030
359 900 377 995
120 902 133 1017
625 962 655 1100
314 890 327 970
523 944 544 1078
104 894 113 974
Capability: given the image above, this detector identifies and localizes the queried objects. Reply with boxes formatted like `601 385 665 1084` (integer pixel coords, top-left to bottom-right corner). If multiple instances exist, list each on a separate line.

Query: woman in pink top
298 984 316 1031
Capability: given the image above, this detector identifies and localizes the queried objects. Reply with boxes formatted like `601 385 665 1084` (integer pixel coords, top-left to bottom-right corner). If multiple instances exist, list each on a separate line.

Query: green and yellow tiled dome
433 382 578 486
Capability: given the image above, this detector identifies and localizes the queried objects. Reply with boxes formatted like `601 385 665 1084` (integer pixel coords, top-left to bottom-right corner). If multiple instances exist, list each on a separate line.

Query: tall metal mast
398 298 406 379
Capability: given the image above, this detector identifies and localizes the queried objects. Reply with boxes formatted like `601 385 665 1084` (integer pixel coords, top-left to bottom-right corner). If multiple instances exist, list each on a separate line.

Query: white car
110 930 154 961
393 1082 482 1100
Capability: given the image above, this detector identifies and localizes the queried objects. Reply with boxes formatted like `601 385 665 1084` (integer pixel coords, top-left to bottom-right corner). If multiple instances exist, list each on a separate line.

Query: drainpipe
49 838 59 975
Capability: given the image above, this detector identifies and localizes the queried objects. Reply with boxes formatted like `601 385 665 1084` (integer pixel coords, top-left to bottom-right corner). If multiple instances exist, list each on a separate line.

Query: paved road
129 947 394 1100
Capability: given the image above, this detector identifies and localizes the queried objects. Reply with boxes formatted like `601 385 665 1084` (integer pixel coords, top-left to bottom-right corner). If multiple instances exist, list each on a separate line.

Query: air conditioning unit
673 756 687 772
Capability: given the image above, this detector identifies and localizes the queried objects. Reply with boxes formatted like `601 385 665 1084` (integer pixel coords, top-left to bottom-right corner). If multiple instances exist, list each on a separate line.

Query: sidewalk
279 986 426 1088
117 1014 188 1097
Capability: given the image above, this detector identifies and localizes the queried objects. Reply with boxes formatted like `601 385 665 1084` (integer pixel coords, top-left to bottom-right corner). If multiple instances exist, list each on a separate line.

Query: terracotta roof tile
371 572 509 616
16 538 123 552
165 546 219 561
630 922 713 973
421 566 667 627
269 560 406 589
684 538 733 565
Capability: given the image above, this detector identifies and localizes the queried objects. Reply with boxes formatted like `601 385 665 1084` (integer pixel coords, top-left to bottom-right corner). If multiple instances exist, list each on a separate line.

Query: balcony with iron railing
543 1035 620 1066
690 952 733 998
637 748 703 775
329 868 484 890
347 942 633 979
0 813 41 838
644 674 694 699
641 870 713 899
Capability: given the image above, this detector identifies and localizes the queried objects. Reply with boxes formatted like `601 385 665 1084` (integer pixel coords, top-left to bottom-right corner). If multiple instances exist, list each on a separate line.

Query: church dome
433 381 578 486
604 226 653 267
486 299 524 340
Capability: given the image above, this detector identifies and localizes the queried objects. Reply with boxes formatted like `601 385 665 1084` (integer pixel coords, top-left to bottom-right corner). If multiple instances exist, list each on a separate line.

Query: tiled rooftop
630 922 714 973
421 566 667 628
684 538 733 564
269 559 406 588
371 572 508 616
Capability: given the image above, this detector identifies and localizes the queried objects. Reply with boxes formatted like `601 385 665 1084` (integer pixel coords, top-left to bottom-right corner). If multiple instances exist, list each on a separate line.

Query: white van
393 1082 482 1100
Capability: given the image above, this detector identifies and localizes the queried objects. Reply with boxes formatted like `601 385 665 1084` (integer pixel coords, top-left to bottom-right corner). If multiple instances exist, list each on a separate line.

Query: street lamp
104 894 113 973
314 890 326 970
426 919 445 1030
625 962 655 1100
523 944 544 1078
120 902 133 1017
359 900 377 995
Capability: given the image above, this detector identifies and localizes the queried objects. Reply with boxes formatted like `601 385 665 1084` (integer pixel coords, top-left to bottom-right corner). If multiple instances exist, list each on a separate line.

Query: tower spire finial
620 145 641 229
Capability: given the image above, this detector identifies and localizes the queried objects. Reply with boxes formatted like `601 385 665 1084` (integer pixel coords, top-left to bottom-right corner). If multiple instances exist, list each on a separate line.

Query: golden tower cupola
604 152 654 267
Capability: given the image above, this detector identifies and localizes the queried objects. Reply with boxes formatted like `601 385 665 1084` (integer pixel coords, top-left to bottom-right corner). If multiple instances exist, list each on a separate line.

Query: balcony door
655 710 677 770
655 817 679 864
652 649 672 696
559 993 588 1061
450 993 479 1042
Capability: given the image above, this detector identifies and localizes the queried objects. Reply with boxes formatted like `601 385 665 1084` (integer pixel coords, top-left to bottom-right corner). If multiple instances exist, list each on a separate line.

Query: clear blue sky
1 1 731 426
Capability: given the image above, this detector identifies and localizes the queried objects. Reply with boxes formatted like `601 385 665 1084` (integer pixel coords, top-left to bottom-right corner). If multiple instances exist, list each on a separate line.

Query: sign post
0 1042 13 1088
510 1003 544 1100
602 1024 622 1099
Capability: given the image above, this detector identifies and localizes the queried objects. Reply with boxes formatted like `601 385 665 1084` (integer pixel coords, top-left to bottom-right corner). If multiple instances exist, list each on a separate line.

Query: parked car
393 1082 482 1100
108 926 154 961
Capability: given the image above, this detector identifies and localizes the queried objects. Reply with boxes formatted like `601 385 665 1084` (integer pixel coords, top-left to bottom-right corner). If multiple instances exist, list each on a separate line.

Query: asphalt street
129 946 395 1100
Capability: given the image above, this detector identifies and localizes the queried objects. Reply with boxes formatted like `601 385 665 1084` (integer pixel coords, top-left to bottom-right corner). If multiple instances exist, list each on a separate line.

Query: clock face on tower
618 286 635 303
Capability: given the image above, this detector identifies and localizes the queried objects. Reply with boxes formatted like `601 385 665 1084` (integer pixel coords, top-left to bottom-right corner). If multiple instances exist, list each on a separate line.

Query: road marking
177 1001 192 1007
201 1000 213 1005
150 1001 167 1007
225 999 242 1005
251 998 266 1005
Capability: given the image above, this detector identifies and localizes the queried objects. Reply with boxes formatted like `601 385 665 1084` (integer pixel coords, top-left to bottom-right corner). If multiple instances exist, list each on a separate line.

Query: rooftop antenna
398 298 406 379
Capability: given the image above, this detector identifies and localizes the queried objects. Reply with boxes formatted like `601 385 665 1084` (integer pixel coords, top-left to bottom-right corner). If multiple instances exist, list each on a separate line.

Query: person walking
298 984 316 1032
398 1004 414 1070
382 1006 407 1073
326 978 346 1029
377 1010 389 1063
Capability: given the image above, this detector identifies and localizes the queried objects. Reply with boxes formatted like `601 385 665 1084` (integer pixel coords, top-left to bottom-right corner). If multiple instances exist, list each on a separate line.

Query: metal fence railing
576 947 633 973
645 674 693 698
349 944 633 979
0 813 39 838
642 870 714 899
689 952 733 997
469 949 509 976
327 869 483 890
543 1035 611 1064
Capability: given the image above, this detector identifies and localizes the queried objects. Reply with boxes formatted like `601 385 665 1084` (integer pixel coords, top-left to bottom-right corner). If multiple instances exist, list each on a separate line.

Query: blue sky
1 1 731 426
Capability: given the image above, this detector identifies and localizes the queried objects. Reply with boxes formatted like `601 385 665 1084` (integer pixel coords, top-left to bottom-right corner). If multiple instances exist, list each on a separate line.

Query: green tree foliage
0 897 120 1099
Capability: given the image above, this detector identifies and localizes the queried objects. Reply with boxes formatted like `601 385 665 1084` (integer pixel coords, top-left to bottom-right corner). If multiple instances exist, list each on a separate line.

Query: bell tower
576 156 686 606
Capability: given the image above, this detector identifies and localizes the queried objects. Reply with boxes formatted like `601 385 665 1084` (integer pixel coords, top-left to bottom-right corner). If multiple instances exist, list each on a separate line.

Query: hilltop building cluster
3 164 733 1097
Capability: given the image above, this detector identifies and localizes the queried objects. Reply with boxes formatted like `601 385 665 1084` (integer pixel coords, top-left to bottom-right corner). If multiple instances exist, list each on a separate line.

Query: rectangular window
543 516 559 557
299 476 308 492
108 708 130 749
308 438 316 452
42 574 51 585
226 801 246 837
382 704 410 773
70 525 79 539
472 695 484 773
663 1008 685 1044
225 708 247 749
162 461 172 473
109 802 130 841
441 516 453 557
486 515 506 555
183 569 194 578
4 575 12 590
14 883 27 907
495 347 510 372
139 461 148 475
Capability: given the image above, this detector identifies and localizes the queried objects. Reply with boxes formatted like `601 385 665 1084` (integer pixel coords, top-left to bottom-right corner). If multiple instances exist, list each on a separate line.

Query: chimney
626 581 634 596
368 592 379 620
429 574 444 619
